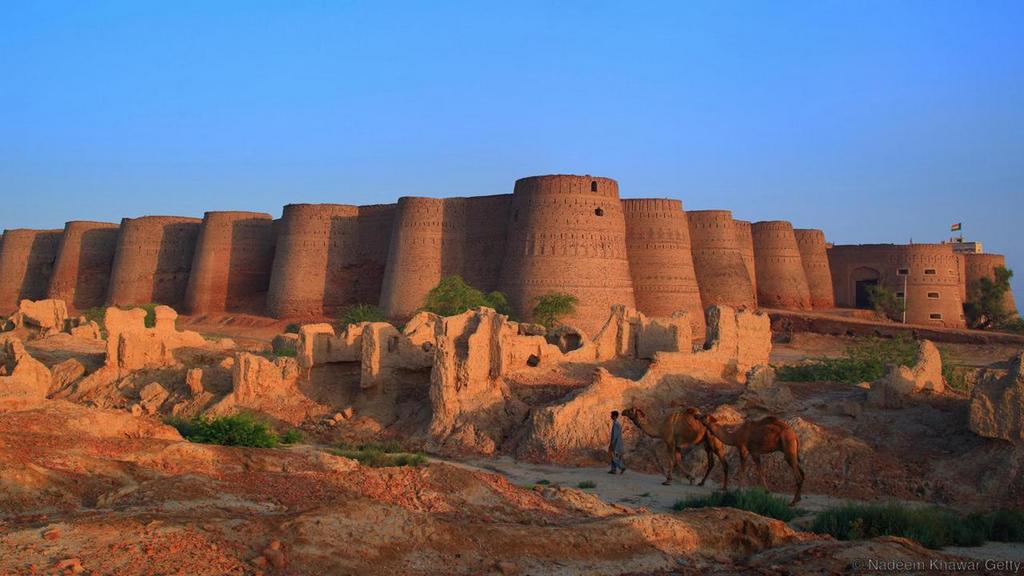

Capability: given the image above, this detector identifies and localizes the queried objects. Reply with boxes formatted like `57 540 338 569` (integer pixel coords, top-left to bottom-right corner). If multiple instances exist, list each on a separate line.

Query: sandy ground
452 456 1024 564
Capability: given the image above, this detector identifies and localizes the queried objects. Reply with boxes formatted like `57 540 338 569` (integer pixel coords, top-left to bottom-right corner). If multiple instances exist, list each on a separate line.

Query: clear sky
2 1 1022 307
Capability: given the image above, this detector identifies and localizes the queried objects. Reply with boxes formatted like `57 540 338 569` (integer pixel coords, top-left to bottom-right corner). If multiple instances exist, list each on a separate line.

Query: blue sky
1 1 1022 306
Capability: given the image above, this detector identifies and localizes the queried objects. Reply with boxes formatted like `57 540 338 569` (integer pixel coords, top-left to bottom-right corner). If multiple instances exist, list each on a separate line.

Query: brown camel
700 413 805 505
621 406 729 489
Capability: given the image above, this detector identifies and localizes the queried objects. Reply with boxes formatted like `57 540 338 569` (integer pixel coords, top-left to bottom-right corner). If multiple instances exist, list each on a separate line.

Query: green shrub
535 479 551 485
938 346 970 393
673 488 799 522
866 284 906 322
532 292 579 329
284 323 301 334
965 266 1015 329
168 413 278 448
577 480 597 489
279 429 303 444
985 509 1024 542
337 304 387 328
273 346 297 358
812 503 991 549
777 336 918 384
82 306 107 331
330 442 427 468
422 275 511 317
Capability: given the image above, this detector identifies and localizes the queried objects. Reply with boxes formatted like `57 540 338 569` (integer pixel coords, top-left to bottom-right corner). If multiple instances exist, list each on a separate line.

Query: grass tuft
577 480 597 489
673 488 799 521
279 429 303 444
329 442 427 468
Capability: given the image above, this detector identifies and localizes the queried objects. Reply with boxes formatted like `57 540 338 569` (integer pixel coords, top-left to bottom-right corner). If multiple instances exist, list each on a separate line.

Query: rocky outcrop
739 365 794 413
138 382 170 414
868 340 945 408
0 337 51 411
969 353 1024 444
9 299 69 337
48 358 86 396
428 308 527 455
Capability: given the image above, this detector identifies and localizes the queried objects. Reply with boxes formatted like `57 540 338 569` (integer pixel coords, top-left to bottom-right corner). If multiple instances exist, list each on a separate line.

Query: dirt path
445 456 1024 563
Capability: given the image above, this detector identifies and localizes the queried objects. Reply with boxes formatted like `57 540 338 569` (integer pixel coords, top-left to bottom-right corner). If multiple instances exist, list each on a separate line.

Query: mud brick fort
0 174 1015 333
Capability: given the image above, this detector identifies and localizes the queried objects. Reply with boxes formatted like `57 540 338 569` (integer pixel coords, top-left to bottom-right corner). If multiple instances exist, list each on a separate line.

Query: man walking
608 410 626 474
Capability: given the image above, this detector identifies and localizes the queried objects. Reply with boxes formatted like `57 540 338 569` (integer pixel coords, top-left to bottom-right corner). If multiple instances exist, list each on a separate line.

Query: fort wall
106 216 201 308
500 175 635 335
687 210 757 310
751 221 812 310
794 228 835 309
828 243 966 328
0 229 64 314
380 197 455 319
733 219 758 296
622 198 705 339
964 252 1017 315
185 211 276 315
47 221 119 311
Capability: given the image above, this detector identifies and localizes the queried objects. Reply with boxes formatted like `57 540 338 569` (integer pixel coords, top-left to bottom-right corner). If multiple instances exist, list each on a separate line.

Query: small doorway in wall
851 266 881 309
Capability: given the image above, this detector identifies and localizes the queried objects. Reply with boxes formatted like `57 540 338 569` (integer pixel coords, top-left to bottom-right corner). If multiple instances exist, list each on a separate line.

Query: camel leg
697 440 715 487
677 448 696 485
661 442 676 485
785 447 804 506
752 453 768 490
714 441 730 491
737 446 751 487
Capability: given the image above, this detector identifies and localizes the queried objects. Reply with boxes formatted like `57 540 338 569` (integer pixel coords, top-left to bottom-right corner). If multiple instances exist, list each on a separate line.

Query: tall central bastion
1 174 1012 333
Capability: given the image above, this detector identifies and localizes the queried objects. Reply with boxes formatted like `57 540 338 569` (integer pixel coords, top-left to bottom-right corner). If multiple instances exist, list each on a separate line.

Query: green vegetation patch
577 480 597 489
422 275 511 317
330 441 427 468
673 488 799 522
812 503 1024 549
337 304 387 328
777 335 918 384
168 413 279 448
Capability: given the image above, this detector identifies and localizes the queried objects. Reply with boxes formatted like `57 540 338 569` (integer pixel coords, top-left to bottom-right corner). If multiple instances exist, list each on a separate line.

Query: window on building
927 292 939 299
897 268 909 275
929 313 943 320
896 292 905 299
924 268 936 275
591 181 598 192
594 207 604 216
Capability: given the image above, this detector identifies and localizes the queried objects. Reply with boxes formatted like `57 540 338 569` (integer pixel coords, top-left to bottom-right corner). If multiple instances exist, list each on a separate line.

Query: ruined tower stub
794 228 835 309
686 210 757 310
107 216 202 308
266 204 362 319
47 221 119 311
185 211 276 315
964 252 1017 315
622 198 706 339
0 228 64 314
751 221 813 310
500 175 636 335
732 219 758 295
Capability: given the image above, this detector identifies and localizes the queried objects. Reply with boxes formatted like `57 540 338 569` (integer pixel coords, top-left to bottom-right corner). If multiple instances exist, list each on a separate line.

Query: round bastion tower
732 220 758 295
794 228 835 309
266 204 361 319
687 210 757 310
0 228 64 314
47 221 120 311
107 216 202 308
186 211 276 315
500 175 636 335
751 221 813 310
622 198 705 339
964 252 1017 315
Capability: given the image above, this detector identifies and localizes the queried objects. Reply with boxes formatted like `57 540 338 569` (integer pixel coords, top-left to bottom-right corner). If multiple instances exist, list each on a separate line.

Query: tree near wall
422 275 511 317
532 292 579 329
965 266 1017 330
866 284 905 322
